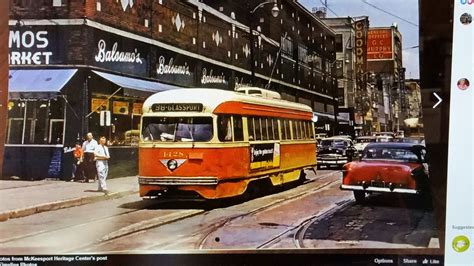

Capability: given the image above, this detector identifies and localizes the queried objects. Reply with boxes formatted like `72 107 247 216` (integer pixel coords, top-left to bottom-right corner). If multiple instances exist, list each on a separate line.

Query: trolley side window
248 117 255 141
291 120 297 140
233 115 244 141
261 118 269 141
141 117 213 142
272 119 279 140
302 121 308 139
254 117 262 141
218 115 233 142
282 119 290 140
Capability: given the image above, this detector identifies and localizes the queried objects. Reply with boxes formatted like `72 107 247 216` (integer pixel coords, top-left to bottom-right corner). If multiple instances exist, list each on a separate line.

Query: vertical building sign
354 18 369 116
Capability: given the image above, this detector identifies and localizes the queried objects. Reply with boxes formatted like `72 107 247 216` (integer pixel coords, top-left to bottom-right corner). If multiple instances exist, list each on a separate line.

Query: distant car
317 137 358 169
395 137 425 145
315 133 328 143
354 136 376 152
340 143 429 203
375 135 394 143
332 135 353 140
373 132 396 138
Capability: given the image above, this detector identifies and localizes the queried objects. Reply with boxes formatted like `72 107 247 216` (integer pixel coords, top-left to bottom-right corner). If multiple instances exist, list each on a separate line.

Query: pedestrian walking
72 142 84 181
82 132 98 183
94 136 110 194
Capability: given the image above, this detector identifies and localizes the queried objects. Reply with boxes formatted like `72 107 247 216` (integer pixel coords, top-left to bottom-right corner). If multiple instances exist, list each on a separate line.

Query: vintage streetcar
138 88 316 200
340 142 429 203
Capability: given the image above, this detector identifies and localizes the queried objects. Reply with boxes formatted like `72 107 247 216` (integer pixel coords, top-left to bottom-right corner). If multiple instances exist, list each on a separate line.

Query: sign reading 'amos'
9 30 54 65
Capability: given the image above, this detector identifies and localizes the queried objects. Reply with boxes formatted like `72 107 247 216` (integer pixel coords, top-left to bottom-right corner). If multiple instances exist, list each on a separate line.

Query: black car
317 137 358 169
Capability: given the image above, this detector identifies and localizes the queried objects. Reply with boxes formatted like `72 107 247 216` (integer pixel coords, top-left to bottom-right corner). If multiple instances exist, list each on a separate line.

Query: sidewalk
0 176 138 222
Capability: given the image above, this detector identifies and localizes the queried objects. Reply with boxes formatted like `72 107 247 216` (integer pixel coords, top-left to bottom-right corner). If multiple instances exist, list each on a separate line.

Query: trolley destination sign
151 103 203 112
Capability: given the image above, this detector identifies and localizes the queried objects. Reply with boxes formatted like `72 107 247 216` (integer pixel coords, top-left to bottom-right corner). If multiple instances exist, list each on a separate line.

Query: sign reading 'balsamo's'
367 29 393 60
92 29 147 77
154 53 195 87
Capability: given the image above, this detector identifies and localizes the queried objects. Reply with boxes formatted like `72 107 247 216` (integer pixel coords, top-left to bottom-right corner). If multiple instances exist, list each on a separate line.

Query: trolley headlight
167 159 178 171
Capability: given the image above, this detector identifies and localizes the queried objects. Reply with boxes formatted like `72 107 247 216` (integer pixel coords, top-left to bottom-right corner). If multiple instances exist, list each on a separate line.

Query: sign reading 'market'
9 30 53 65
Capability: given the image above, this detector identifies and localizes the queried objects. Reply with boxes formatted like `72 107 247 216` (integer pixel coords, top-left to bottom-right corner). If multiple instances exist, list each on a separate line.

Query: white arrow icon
433 92 442 108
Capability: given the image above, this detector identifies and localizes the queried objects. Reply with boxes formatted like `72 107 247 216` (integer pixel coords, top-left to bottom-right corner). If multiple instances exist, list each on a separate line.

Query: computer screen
0 0 469 265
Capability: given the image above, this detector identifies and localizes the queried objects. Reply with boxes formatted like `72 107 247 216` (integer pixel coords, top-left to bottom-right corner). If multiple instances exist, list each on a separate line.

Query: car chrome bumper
317 157 348 165
139 176 218 186
340 184 418 194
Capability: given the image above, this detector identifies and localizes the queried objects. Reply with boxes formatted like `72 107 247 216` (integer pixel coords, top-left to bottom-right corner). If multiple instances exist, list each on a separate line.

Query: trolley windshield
141 117 213 142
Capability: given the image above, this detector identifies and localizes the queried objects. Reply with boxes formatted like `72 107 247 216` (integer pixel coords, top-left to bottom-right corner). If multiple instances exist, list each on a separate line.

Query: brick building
6 0 337 179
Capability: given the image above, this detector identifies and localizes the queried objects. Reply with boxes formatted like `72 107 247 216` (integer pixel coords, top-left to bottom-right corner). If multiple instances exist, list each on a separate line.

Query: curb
0 190 138 222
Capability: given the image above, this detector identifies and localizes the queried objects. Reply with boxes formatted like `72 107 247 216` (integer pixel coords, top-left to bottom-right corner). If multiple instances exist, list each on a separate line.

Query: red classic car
340 143 429 203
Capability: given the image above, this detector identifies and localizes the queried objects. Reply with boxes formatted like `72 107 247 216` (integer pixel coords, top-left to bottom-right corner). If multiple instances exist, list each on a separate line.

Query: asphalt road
0 169 439 254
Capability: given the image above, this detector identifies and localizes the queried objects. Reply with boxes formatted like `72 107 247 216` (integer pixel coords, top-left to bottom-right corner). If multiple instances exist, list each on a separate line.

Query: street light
248 0 280 86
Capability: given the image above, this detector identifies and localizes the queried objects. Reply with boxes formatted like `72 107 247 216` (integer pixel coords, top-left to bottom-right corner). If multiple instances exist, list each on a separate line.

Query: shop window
6 100 26 144
218 115 233 142
233 115 244 141
89 96 143 146
6 99 64 145
247 117 255 141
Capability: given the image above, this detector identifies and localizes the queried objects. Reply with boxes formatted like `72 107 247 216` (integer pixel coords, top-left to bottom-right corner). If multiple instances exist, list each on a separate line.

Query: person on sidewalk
82 132 98 183
94 136 110 194
72 142 84 182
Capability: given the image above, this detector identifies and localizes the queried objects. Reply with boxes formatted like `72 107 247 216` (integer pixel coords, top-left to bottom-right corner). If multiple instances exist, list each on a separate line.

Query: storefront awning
313 111 336 122
8 69 78 99
92 70 182 97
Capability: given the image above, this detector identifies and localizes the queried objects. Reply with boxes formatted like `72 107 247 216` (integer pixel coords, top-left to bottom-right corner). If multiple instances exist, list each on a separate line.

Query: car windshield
320 139 348 147
141 117 213 142
356 138 375 143
362 147 419 162
397 138 423 143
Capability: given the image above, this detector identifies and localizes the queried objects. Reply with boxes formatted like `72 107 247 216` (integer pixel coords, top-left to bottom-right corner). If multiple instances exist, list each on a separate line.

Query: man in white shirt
81 132 98 182
94 136 110 194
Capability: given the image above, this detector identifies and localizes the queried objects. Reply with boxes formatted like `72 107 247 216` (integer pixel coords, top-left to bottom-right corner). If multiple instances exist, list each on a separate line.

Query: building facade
5 0 337 179
367 25 403 132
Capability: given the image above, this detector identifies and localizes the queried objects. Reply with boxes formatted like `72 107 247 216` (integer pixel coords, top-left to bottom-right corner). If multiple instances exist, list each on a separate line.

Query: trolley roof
143 88 313 115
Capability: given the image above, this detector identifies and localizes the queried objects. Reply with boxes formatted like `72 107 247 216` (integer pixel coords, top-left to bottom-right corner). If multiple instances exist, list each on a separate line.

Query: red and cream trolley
138 87 316 199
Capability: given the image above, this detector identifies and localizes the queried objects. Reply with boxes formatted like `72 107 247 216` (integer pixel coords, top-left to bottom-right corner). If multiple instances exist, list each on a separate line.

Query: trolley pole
0 0 9 178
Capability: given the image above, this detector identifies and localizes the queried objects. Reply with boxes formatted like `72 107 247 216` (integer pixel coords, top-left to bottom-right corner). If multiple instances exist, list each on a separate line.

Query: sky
299 0 420 79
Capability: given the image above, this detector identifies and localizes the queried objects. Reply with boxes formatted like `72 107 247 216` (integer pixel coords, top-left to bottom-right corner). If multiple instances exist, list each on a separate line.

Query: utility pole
0 0 9 178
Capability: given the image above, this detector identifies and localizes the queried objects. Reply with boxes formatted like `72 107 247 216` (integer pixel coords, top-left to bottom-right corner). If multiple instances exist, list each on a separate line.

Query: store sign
91 98 109 113
151 103 203 112
9 30 53 65
113 101 129 115
234 76 252 89
95 39 142 64
132 103 143 115
201 68 227 85
354 18 369 115
156 55 191 76
367 29 393 60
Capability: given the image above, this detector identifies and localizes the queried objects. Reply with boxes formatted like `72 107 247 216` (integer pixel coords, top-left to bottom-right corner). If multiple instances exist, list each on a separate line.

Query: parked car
395 136 425 145
375 135 394 143
340 142 429 203
317 137 358 169
354 136 376 152
315 133 328 143
373 132 396 138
